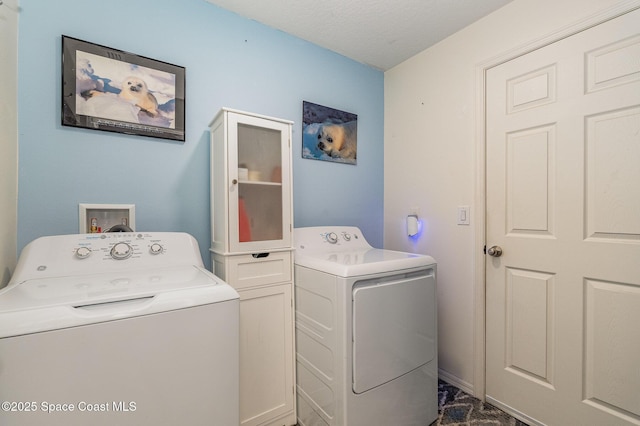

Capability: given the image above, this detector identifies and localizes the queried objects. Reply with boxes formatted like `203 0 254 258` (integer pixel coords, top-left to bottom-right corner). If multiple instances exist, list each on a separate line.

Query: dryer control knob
326 232 338 244
150 243 164 255
75 247 92 259
110 242 133 260
342 232 351 241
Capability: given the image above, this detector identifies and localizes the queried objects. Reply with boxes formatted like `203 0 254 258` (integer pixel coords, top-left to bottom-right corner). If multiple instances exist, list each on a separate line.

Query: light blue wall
17 0 384 268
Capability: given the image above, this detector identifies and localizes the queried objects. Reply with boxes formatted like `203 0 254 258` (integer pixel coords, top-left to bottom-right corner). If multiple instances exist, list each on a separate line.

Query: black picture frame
61 35 186 142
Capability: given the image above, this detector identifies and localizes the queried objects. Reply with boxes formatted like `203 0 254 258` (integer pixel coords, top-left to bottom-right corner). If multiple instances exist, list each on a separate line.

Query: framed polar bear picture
302 101 357 165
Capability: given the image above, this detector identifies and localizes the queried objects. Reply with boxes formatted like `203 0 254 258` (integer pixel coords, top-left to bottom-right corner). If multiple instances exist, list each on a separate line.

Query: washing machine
0 232 239 426
293 226 438 426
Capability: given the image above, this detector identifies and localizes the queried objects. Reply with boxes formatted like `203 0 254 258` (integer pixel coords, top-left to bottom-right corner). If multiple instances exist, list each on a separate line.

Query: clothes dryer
293 226 437 426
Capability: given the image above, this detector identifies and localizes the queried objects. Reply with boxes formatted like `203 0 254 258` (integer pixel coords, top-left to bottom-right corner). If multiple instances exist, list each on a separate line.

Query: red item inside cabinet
239 197 252 242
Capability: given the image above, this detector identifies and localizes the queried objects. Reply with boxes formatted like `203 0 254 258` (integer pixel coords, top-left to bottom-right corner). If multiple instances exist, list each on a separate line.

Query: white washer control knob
110 242 133 260
150 243 164 255
75 247 92 259
326 232 338 244
342 232 351 241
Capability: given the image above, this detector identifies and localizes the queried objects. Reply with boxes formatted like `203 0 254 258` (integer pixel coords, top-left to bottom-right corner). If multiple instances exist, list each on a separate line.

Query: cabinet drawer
227 252 292 290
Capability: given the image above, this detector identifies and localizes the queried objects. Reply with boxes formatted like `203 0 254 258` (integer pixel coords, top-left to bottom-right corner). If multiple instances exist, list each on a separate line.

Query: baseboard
437 369 474 395
485 395 546 426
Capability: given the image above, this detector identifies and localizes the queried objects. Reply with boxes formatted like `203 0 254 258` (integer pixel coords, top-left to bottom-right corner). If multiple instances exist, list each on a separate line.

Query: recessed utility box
79 203 136 233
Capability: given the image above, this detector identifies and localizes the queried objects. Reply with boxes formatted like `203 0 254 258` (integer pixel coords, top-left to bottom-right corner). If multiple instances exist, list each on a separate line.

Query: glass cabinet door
228 113 291 252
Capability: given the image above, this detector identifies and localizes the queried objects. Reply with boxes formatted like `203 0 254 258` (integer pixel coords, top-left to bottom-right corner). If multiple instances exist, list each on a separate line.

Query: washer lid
0 265 239 338
294 248 435 277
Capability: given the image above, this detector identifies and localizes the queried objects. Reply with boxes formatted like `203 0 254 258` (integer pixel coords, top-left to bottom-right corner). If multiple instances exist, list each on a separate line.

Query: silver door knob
487 246 502 257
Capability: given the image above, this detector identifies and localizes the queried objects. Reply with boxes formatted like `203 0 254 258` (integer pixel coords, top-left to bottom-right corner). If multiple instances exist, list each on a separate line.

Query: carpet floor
431 380 530 426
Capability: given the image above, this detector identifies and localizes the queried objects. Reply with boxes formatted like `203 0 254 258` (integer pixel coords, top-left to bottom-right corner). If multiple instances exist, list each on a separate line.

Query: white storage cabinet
210 108 296 426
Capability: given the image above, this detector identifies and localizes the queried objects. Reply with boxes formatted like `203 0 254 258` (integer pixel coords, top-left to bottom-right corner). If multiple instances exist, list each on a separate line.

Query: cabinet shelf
238 180 282 187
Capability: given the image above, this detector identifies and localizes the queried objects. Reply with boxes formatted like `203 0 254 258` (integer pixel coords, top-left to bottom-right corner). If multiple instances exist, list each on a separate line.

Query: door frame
472 0 640 401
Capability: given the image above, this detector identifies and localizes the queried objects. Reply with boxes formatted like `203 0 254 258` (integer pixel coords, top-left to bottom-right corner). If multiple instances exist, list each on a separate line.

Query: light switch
457 206 470 225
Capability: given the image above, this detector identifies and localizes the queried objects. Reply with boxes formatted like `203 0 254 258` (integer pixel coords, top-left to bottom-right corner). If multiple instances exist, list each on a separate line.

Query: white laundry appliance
293 226 438 426
0 232 239 426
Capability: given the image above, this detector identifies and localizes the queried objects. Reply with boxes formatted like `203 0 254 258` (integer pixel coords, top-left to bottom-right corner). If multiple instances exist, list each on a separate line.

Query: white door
227 111 292 253
237 283 295 426
486 8 640 426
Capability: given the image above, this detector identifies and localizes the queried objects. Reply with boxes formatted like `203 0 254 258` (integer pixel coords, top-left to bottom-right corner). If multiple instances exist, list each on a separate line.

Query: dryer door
352 269 436 394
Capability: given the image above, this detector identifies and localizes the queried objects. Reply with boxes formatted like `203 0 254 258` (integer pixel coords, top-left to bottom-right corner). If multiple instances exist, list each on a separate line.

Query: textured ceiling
205 0 513 70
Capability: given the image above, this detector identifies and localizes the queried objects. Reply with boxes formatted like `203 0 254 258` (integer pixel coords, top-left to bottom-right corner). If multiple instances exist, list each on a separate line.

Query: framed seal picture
302 101 357 165
61 35 186 141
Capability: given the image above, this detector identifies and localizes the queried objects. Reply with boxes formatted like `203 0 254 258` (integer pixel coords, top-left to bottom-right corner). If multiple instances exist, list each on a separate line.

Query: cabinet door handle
252 253 270 258
232 179 238 185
